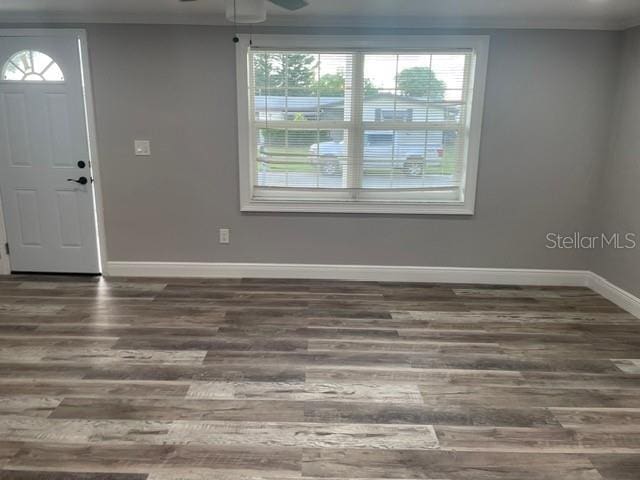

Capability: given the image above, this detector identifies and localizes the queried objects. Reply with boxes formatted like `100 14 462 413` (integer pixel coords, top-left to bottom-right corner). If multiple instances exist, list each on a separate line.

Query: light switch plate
134 140 151 156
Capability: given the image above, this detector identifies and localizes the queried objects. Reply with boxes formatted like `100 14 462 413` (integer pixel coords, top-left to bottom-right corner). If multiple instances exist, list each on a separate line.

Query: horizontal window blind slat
255 185 461 192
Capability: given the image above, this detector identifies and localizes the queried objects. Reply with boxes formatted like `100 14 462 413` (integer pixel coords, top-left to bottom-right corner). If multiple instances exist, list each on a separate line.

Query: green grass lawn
268 162 316 173
261 146 459 175
260 147 316 172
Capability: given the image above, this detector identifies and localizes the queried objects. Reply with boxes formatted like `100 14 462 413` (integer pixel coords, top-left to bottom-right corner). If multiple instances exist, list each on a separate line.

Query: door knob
67 176 88 185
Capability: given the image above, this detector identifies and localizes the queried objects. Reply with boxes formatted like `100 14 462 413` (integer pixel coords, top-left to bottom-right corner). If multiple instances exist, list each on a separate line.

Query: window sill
241 199 475 215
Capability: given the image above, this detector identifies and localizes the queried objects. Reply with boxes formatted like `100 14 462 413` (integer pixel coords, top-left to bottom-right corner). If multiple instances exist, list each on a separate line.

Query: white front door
0 32 100 274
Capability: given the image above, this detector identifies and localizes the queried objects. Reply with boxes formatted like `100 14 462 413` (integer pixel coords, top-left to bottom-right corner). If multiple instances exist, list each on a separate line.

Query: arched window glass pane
1 50 65 82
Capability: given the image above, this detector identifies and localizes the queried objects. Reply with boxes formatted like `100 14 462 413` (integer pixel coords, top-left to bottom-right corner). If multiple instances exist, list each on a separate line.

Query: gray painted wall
85 25 620 269
592 26 640 297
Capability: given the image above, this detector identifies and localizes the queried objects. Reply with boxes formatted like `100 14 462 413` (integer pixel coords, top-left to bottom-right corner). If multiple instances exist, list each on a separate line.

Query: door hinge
4 243 9 256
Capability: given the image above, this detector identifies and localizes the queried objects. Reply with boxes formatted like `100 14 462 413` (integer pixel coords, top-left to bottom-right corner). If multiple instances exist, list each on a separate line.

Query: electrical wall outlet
134 140 151 156
219 228 230 244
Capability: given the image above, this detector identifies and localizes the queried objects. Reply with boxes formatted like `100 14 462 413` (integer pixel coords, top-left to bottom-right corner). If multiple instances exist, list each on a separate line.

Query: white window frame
236 34 489 215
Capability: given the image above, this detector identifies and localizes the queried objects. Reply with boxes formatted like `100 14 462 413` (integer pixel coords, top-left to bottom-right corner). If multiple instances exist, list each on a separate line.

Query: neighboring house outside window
376 108 413 123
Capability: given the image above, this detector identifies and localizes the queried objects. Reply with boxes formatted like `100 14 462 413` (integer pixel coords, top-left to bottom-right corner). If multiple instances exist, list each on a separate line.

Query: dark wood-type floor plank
0 275 639 479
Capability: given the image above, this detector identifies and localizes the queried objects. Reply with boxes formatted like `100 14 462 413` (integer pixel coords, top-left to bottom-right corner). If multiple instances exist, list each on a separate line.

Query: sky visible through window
364 54 465 100
297 53 466 100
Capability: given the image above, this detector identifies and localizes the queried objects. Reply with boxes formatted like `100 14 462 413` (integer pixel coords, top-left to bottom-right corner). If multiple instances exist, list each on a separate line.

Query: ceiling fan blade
268 0 309 11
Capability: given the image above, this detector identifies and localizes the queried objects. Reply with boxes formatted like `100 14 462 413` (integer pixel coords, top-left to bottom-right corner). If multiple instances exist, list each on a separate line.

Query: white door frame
0 195 9 275
0 28 108 275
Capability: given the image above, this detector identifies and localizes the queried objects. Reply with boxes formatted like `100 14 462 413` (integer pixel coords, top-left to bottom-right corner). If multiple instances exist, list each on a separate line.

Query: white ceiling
0 0 639 30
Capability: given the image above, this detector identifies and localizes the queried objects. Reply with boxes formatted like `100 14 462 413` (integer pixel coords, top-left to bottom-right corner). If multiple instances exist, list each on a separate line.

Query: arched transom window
1 50 64 82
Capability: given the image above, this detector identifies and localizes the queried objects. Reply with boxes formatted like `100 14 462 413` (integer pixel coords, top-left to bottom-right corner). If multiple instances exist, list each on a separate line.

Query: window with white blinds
236 35 489 214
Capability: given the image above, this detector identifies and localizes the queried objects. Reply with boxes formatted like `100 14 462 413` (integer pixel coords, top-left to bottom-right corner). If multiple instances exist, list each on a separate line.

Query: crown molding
621 15 640 31
0 12 632 31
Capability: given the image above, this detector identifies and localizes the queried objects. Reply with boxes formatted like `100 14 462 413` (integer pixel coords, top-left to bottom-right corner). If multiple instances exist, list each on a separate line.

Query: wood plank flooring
0 274 639 479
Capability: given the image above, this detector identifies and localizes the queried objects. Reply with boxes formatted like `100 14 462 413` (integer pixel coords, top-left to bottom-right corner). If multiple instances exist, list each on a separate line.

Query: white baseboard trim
587 272 640 319
107 261 589 287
